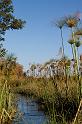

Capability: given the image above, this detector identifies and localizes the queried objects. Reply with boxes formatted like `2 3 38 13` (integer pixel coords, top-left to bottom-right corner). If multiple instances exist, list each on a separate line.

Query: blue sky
4 0 82 70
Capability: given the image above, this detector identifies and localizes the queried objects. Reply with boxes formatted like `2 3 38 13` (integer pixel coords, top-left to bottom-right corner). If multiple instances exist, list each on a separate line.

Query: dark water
12 95 48 124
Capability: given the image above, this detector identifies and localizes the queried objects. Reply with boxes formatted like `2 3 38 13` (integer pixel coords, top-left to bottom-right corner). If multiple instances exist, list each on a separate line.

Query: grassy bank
12 76 82 124
0 80 16 124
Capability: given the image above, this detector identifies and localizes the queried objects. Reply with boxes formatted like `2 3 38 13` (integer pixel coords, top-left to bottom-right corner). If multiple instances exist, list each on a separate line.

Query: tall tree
0 0 25 57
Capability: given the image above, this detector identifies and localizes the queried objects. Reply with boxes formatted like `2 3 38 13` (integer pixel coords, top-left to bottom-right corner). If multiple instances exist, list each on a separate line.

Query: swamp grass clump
0 80 16 124
13 76 81 124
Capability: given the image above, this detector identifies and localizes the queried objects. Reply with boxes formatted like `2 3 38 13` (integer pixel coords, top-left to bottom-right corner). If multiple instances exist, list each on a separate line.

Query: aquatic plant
55 18 65 58
0 80 15 123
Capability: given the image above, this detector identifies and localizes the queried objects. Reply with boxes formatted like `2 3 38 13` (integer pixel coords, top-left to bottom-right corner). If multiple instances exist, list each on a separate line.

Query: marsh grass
0 80 16 124
13 76 81 124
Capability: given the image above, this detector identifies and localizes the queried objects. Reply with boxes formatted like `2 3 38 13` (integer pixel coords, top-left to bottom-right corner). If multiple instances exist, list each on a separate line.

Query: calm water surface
12 95 48 124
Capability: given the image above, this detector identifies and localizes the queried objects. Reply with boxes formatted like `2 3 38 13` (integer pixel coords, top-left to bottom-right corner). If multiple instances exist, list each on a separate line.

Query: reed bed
0 80 16 124
13 76 82 124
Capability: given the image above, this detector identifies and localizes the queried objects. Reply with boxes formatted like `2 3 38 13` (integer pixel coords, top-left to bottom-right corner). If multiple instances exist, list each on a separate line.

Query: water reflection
12 95 48 124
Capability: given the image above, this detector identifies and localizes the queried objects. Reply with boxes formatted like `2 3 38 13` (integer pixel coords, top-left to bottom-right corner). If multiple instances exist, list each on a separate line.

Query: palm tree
30 64 36 77
4 53 17 78
55 18 65 58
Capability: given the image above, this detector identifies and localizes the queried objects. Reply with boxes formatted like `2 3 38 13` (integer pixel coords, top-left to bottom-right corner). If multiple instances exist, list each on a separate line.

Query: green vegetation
0 53 26 123
14 76 80 124
0 0 25 123
0 1 82 123
12 12 82 124
0 80 15 124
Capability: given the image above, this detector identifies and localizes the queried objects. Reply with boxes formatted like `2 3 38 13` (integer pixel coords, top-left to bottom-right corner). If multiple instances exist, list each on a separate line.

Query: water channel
12 95 48 124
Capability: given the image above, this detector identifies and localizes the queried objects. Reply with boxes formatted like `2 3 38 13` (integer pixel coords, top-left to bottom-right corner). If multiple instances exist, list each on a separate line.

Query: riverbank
12 76 81 124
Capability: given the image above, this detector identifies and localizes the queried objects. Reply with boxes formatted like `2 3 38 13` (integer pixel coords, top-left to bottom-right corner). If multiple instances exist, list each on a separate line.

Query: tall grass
0 80 15 124
13 76 81 123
